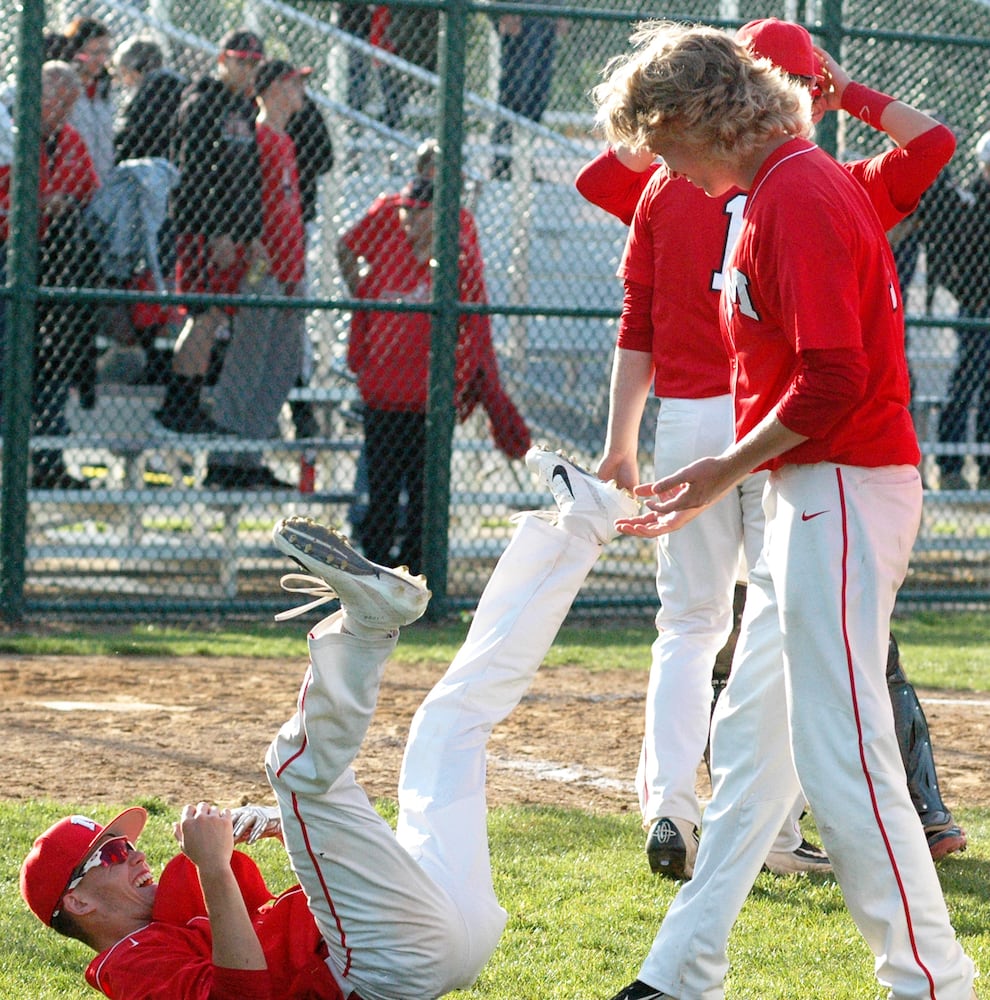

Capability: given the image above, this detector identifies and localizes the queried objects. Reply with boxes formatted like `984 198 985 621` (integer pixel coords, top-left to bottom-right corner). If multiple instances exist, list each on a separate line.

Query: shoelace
274 573 340 621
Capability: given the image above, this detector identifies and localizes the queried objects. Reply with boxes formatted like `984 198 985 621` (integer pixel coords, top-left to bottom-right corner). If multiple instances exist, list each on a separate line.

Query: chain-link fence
2 0 990 618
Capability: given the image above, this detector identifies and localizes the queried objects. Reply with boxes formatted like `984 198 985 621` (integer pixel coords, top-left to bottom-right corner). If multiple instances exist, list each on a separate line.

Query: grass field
2 611 987 998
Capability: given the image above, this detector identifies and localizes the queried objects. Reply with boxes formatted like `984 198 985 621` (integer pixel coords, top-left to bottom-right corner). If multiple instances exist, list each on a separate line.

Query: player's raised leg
395 448 638 985
267 518 463 1000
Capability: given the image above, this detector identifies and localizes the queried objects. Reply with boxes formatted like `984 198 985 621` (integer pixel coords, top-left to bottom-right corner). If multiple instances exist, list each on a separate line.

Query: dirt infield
4 652 989 817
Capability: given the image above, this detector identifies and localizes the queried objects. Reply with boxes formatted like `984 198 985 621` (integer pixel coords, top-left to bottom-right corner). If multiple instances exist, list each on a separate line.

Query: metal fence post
1 0 45 623
423 0 467 617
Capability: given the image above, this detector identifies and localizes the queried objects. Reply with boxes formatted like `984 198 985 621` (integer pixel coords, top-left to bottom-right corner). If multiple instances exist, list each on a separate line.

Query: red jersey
618 169 743 398
85 852 342 1000
343 192 495 412
578 125 954 404
256 124 306 284
722 138 919 470
575 148 660 227
0 123 99 243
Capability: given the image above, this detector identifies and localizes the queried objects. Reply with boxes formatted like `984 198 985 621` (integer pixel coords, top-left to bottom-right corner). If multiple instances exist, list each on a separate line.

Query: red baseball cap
20 807 147 926
736 18 818 79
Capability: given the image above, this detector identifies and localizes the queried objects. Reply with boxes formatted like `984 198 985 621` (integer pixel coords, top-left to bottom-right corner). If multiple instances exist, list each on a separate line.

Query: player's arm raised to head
575 147 658 226
815 46 948 148
816 46 956 225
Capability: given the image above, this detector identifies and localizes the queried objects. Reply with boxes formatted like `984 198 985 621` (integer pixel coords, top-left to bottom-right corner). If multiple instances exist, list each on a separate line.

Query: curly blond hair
592 21 811 162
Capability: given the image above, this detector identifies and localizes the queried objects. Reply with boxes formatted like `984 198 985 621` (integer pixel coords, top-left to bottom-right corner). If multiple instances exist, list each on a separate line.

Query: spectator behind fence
370 3 439 129
286 86 335 443
491 3 567 180
113 36 188 162
59 17 116 183
336 2 400 131
888 114 968 314
338 155 529 573
157 27 266 435
935 130 990 491
111 36 189 386
206 60 313 491
0 61 101 489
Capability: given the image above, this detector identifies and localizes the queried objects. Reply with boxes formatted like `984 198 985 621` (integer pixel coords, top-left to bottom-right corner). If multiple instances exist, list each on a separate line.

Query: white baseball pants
640 394 804 853
639 463 975 1000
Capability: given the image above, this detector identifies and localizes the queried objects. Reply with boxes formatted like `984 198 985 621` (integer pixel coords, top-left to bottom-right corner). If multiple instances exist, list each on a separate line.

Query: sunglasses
53 837 137 919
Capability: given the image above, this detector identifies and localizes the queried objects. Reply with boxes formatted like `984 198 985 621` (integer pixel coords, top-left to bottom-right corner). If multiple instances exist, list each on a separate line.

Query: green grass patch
3 801 987 999
0 612 986 690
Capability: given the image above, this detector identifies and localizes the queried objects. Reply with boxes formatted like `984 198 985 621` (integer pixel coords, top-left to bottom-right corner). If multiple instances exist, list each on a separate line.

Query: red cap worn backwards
20 807 147 926
735 18 818 79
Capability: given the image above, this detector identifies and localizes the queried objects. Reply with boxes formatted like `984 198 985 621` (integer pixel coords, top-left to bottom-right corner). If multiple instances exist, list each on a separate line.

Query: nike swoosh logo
551 464 575 499
801 510 828 521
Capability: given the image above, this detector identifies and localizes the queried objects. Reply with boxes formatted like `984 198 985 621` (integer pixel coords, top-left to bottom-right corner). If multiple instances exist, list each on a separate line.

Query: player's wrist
840 81 896 129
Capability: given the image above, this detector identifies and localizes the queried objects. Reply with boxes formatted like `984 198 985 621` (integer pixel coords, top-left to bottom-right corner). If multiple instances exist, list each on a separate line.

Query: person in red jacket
0 60 101 488
338 155 528 573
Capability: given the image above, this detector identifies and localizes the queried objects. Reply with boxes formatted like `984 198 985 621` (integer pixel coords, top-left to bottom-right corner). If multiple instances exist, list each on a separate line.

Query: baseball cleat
525 445 640 543
926 821 967 861
605 980 676 999
272 516 430 630
645 816 699 880
763 838 832 875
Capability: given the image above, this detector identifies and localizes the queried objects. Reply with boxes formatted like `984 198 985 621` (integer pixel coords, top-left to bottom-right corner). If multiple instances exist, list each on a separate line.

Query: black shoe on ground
763 838 832 875
927 821 967 860
606 981 675 999
645 816 699 880
204 465 293 490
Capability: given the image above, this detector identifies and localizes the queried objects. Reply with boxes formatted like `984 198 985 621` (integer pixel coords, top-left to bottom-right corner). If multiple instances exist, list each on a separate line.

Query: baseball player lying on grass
20 449 641 1000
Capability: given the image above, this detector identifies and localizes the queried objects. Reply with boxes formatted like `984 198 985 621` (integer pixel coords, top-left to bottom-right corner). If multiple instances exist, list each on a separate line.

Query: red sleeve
87 921 274 1000
843 124 956 231
457 211 488 305
347 308 369 374
575 149 658 225
54 125 100 204
775 347 869 438
454 225 495 403
616 279 654 354
342 195 393 258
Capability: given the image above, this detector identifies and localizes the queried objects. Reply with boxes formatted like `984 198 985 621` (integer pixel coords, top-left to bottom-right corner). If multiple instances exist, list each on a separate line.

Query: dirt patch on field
3 653 988 818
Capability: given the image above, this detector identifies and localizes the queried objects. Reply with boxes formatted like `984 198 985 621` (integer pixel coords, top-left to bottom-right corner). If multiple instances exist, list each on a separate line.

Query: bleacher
5 0 990 610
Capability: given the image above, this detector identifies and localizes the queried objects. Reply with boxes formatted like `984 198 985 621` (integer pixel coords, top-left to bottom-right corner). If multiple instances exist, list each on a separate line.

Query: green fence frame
3 0 990 619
